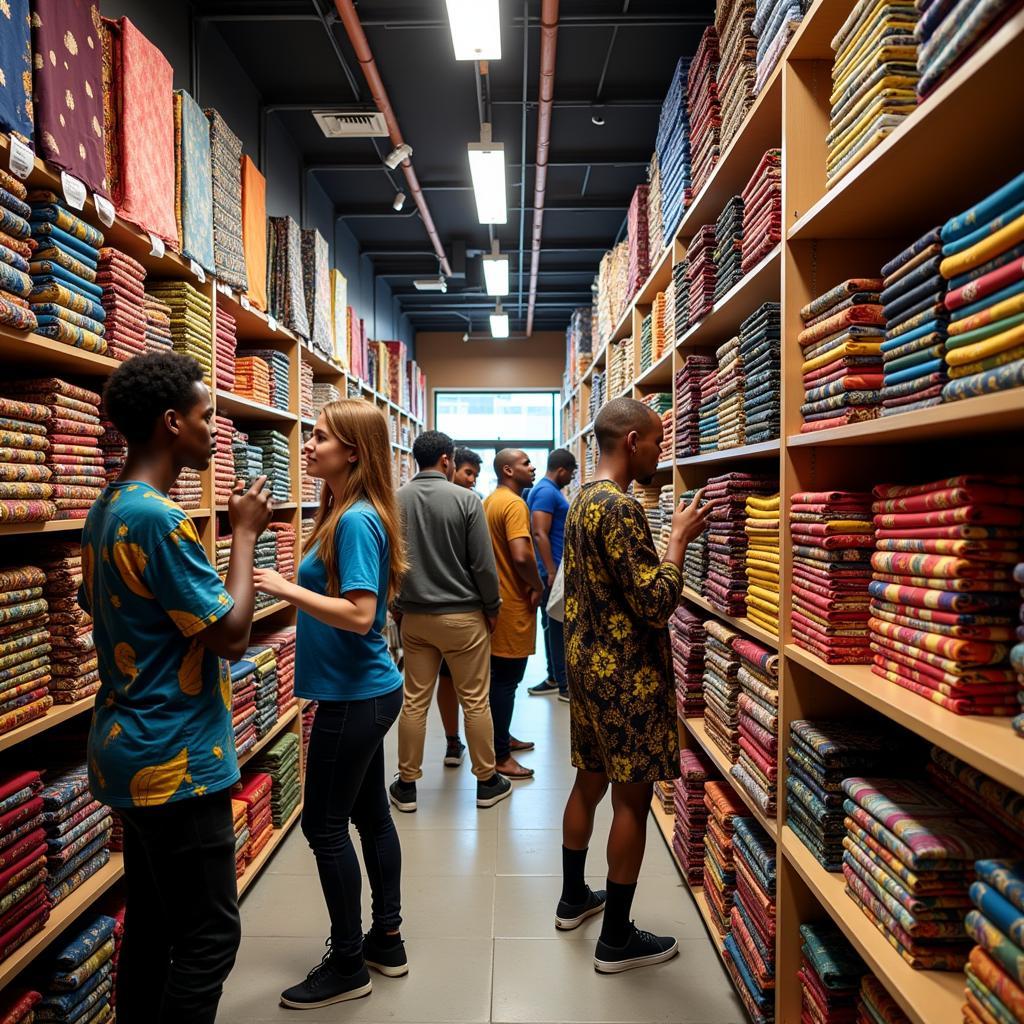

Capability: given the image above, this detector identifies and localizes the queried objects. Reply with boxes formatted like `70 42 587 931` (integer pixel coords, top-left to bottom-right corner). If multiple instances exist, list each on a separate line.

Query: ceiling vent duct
313 110 390 138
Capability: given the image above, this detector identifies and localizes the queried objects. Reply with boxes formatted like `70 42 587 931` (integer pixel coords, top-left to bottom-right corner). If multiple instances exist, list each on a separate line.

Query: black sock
599 880 637 946
369 926 402 948
446 734 461 742
560 845 588 904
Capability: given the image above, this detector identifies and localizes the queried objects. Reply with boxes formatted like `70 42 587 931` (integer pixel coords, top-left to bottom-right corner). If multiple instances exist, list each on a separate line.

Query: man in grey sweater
390 431 513 812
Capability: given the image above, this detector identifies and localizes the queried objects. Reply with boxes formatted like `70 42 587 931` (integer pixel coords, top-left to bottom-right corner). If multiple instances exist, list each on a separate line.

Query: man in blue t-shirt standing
527 449 577 701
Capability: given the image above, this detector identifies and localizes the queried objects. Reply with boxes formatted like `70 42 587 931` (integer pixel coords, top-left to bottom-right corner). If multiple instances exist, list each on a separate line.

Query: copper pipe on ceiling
332 0 453 278
526 0 559 336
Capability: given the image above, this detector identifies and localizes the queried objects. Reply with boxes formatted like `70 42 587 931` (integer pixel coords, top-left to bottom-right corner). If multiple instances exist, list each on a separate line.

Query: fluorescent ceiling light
482 253 510 295
446 0 501 61
490 304 509 338
468 141 507 224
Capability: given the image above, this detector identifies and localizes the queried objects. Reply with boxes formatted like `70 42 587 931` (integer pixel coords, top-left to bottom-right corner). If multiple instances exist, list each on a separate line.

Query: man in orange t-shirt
483 450 545 779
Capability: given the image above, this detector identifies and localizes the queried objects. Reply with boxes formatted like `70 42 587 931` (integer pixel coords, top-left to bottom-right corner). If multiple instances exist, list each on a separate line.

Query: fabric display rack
0 10 425 1003
567 2 1024 1021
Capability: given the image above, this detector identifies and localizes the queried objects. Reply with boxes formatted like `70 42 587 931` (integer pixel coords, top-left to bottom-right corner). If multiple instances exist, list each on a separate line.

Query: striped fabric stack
35 913 122 1024
716 0 758 150
673 257 690 338
703 619 743 762
169 467 202 510
230 656 258 758
741 303 782 443
716 335 746 449
246 644 279 739
213 414 236 504
269 522 296 581
698 367 720 453
301 515 316 548
663 280 677 351
234 356 271 406
96 248 147 362
860 976 912 1024
233 772 274 863
687 225 719 323
703 780 746 936
744 493 780 634
0 567 51 735
670 604 707 719
301 428 319 505
247 350 290 412
640 312 654 372
607 336 634 398
633 483 661 547
39 544 97 707
249 430 291 502
302 229 332 356
204 108 248 291
741 150 782 274
627 185 651 300
146 281 213 387
683 487 710 595
251 731 301 827
797 922 868 1024
254 529 279 611
215 534 232 579
588 371 606 421
658 484 675 555
715 196 746 300
729 637 779 815
99 421 126 483
0 770 48 960
311 381 340 414
1015 563 1024 739
269 217 310 340
752 0 806 93
687 27 723 201
143 295 172 352
0 169 37 334
252 626 297 716
673 748 714 886
655 58 692 245
300 359 314 420
232 798 249 878
658 407 675 465
646 154 663 260
215 306 237 392
675 355 715 458
0 397 55 524
232 428 263 486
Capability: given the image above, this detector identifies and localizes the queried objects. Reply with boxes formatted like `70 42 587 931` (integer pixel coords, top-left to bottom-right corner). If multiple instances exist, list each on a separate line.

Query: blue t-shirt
526 477 569 577
80 481 238 809
295 501 403 701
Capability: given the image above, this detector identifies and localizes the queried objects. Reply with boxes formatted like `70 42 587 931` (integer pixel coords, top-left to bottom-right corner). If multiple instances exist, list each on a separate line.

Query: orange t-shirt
483 487 537 658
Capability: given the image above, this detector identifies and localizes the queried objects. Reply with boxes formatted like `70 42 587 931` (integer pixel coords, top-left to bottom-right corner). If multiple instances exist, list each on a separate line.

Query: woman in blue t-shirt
253 399 408 1009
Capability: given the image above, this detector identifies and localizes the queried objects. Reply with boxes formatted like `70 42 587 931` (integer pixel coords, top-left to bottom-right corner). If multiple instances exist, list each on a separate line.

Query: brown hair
307 399 407 602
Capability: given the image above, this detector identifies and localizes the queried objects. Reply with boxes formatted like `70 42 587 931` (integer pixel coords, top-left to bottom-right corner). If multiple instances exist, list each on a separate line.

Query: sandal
509 737 536 752
496 759 535 780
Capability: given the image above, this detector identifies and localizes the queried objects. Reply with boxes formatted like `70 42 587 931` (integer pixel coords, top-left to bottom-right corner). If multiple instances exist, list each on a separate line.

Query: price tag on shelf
189 259 206 283
240 294 251 311
216 281 231 296
94 195 115 227
8 136 33 179
148 232 165 259
267 315 278 332
60 171 87 210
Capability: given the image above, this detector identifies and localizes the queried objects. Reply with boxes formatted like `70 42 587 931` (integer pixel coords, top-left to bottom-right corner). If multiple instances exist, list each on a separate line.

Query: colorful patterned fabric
966 910 1024 987
301 228 331 356
173 90 214 272
0 0 33 145
241 155 267 311
204 107 247 290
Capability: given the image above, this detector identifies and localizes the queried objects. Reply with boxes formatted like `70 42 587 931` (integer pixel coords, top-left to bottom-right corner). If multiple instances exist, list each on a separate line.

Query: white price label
94 194 115 227
8 136 33 179
148 232 165 258
60 171 87 210
240 294 251 311
267 315 278 332
216 281 230 296
189 259 206 283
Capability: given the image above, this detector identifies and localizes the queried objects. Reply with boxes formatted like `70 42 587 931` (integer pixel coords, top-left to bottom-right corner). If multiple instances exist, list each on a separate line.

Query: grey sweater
395 471 502 616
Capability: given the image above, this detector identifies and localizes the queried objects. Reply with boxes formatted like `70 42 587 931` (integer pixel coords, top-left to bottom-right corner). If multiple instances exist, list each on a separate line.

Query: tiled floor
219 654 746 1023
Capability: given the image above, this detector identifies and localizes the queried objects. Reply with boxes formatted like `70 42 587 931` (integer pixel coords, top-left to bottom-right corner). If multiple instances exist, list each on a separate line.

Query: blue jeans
541 581 567 693
301 687 404 959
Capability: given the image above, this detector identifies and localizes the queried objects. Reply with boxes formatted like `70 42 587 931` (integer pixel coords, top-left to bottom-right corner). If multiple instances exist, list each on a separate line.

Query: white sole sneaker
443 751 466 767
365 960 409 978
555 902 605 931
279 979 373 1008
593 941 679 973
476 784 513 809
389 794 416 813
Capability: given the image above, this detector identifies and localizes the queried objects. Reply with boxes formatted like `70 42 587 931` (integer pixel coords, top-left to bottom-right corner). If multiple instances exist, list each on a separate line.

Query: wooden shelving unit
681 587 779 652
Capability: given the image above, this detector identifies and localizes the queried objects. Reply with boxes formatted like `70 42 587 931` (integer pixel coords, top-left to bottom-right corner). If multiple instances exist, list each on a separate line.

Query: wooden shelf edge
253 601 291 622
681 587 780 651
238 802 303 896
677 439 781 467
215 390 298 423
0 696 95 754
635 347 675 389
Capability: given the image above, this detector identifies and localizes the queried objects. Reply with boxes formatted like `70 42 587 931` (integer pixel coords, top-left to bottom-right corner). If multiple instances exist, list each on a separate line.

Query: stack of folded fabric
0 169 37 334
633 483 662 547
143 294 173 352
786 718 899 870
938 169 1024 404
658 484 675 555
688 28 723 201
826 3 920 189
247 350 291 412
646 154 663 261
213 414 236 504
841 776 1008 970
868 475 1022 715
0 396 55 524
215 306 237 392
675 355 716 458
38 766 112 908
301 428 319 505
0 990 41 1023
5 379 105 521
799 279 886 431
703 780 746 935
233 771 274 863
640 312 654 372
230 656 258 758
698 368 721 453
741 150 782 274
588 371 606 422
715 196 746 300
215 534 232 580
0 769 48 959
797 921 867 1024
656 58 692 243
169 467 203 510
745 494 781 634
673 257 691 338
146 281 213 386
268 216 310 340
671 605 707 719
251 731 301 827
27 193 107 355
724 817 776 1024
964 861 1024 1024
730 637 779 816
233 355 271 407
682 488 710 594
716 0 757 149
255 529 279 611
791 489 875 664
627 185 651 300
607 336 634 397
302 229 332 355
173 89 215 274
95 247 147 362
752 0 807 93
1015 562 1024 738
36 914 120 1024
252 626 297 714
859 975 912 1024
672 748 714 886
687 224 719 322
98 420 127 483
246 643 279 739
232 798 249 879
658 407 675 465
716 335 746 449
0 566 51 736
704 472 778 616
39 544 97 707
269 522 296 581
738 304 780 445
204 108 247 291
662 281 677 355
654 779 675 816
703 619 743 762
300 359 315 420
249 430 291 502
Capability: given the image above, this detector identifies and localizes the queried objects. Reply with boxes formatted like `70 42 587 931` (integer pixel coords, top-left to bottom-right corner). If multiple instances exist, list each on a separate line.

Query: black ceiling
198 0 716 334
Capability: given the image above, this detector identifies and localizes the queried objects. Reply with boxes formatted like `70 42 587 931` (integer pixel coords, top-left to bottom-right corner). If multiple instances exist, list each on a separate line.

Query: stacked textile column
0 770 48 962
744 493 780 634
688 225 719 323
716 0 757 150
741 151 782 277
96 248 147 361
301 427 318 505
302 229 332 356
658 485 674 556
234 771 274 862
646 155 663 263
232 797 249 879
640 312 654 373
146 281 213 387
715 196 745 300
254 529 279 609
790 489 874 664
249 430 291 502
98 421 126 484
682 488 709 595
671 605 707 719
658 406 675 466
35 913 122 1024
204 109 248 292
143 294 172 353
247 350 290 412
215 532 232 581
215 306 237 392
589 371 606 421
703 780 746 935
676 355 716 458
0 566 51 736
169 467 202 510
269 217 311 340
797 922 867 1024
673 748 714 886
1015 563 1024 738
730 637 779 816
673 258 690 337
39 544 97 707
269 522 296 581
715 335 746 449
0 169 38 334
698 366 721 454
0 397 55 524
234 355 271 406
627 185 651 299
230 655 258 757
231 428 263 488
655 57 692 244
798 280 886 432
867 475 1023 715
246 643 278 739
859 976 912 1024
213 414 236 505
299 360 314 421
251 731 301 827
703 619 743 762
253 626 297 716
634 483 662 549
752 0 807 93
687 28 723 202
173 89 215 275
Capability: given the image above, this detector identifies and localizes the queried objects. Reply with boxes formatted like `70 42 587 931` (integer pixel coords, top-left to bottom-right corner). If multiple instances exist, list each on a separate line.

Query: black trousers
117 789 241 1024
489 655 529 762
302 687 404 960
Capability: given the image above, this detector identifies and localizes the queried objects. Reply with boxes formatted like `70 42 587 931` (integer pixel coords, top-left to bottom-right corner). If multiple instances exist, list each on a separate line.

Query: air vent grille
313 110 389 139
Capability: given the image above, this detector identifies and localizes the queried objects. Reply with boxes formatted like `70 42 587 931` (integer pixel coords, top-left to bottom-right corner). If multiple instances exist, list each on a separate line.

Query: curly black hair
412 429 455 470
103 352 206 443
454 446 482 470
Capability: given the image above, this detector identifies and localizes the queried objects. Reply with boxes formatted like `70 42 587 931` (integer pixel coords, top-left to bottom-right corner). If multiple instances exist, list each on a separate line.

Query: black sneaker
388 779 417 813
557 691 570 704
528 680 560 696
279 940 372 1008
363 931 409 977
443 736 466 767
476 773 512 808
593 923 679 974
555 887 606 930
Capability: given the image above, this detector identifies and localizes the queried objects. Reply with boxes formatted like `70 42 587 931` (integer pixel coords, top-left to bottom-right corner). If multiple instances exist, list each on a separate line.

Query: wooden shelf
788 11 1024 239
0 326 121 377
636 347 675 388
300 343 345 378
0 696 95 754
681 587 779 651
216 285 297 347
0 505 211 538
787 0 856 60
239 705 299 769
787 390 1024 448
238 803 303 896
301 416 316 427
215 390 297 423
677 439 780 467
0 854 124 989
253 600 290 622
785 645 1024 794
782 827 962 1024
676 245 781 351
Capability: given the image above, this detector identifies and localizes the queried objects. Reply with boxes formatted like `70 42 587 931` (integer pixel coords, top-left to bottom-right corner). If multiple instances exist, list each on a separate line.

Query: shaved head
595 397 660 452
494 448 536 492
494 448 523 475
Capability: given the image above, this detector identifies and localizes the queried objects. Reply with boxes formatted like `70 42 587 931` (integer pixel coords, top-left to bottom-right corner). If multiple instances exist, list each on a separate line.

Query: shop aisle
218 653 746 1023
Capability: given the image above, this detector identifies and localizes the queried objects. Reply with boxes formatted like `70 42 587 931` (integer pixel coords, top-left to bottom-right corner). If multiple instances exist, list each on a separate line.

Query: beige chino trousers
398 611 496 782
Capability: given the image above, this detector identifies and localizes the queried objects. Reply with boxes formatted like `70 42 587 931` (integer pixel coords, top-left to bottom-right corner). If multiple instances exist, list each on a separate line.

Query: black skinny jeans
117 789 241 1024
489 655 529 762
302 686 404 960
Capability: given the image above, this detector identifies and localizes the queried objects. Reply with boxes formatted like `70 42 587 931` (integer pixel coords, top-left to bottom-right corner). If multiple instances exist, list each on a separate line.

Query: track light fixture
384 143 413 170
490 301 509 339
590 106 606 126
392 191 407 212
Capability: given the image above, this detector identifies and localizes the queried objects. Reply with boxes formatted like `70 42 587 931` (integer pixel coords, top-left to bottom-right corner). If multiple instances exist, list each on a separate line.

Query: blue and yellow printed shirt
79 481 238 809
